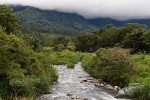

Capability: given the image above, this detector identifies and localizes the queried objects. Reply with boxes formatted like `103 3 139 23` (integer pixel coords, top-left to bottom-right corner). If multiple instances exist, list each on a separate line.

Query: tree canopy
0 5 22 34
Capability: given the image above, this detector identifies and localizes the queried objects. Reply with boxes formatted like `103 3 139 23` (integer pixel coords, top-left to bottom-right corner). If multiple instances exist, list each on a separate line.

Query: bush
0 27 58 99
131 54 150 84
49 50 82 68
76 33 99 52
82 47 136 87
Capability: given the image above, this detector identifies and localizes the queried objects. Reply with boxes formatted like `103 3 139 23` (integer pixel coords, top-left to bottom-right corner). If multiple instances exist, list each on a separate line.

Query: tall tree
0 5 22 34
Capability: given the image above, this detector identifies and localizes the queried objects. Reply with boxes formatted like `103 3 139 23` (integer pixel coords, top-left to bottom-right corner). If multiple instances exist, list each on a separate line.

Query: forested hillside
14 6 96 35
10 5 150 36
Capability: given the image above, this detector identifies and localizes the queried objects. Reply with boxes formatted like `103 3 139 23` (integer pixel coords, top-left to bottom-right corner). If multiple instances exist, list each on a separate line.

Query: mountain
10 5 150 35
12 5 96 35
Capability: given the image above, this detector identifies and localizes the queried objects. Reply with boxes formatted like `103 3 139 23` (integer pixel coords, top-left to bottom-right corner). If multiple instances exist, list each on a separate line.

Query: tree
0 5 22 34
76 33 99 52
0 27 57 99
123 29 150 52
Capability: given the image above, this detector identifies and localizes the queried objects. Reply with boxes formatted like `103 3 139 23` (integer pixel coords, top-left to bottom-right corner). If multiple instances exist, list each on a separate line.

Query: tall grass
131 53 150 100
49 50 82 68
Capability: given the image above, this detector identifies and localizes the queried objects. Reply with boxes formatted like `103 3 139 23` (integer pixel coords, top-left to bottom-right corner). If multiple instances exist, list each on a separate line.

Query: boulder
115 83 141 99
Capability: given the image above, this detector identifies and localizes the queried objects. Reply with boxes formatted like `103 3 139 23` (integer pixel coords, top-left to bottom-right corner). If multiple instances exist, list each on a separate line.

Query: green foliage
49 50 82 68
92 24 126 48
43 35 75 52
0 5 22 34
132 84 150 100
131 54 150 84
123 29 150 53
92 23 150 53
0 27 58 99
76 33 99 52
23 34 41 50
82 47 136 87
15 7 95 35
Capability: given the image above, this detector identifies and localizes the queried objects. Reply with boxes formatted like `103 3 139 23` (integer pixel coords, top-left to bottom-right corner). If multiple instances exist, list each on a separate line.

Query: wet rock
71 95 79 99
95 83 101 87
76 96 80 99
82 80 88 82
86 77 94 80
114 86 120 91
43 91 52 94
83 98 88 100
80 81 83 83
71 95 76 99
106 84 114 90
67 93 73 96
100 83 104 87
116 83 141 99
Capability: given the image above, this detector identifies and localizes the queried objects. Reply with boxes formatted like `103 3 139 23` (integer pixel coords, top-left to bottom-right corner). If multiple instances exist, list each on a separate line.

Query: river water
36 62 127 100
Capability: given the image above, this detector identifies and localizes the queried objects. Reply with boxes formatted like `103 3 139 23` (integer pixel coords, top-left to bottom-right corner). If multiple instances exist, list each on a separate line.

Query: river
36 62 127 100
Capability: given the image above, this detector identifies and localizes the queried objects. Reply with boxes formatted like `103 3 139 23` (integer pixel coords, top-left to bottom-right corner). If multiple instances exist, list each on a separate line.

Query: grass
131 53 150 84
49 50 82 68
128 53 150 100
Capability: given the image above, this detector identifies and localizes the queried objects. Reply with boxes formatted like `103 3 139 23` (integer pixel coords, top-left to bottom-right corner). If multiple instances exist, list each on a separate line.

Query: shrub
82 47 136 87
0 28 58 99
131 54 150 84
49 50 81 68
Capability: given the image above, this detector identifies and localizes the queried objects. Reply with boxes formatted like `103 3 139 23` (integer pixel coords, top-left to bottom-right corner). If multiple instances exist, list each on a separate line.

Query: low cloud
0 0 150 20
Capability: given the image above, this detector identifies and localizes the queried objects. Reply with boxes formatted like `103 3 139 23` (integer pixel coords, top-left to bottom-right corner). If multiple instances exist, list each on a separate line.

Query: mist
0 0 150 20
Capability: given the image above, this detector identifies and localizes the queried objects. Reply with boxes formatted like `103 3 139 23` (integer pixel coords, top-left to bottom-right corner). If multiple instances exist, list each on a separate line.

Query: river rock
83 98 88 100
115 83 141 99
114 86 120 91
43 91 52 94
71 95 76 99
105 84 114 90
95 83 101 87
100 83 104 87
82 80 88 82
71 95 80 99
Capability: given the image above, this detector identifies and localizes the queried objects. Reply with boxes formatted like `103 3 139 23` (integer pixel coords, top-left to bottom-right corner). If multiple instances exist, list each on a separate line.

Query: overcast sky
0 0 150 20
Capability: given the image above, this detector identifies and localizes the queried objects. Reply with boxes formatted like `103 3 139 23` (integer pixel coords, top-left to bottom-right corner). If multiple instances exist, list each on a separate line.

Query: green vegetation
131 54 150 84
82 49 150 99
0 26 58 99
76 33 99 52
0 5 58 99
80 24 150 99
0 5 22 34
15 7 95 35
132 85 150 100
1 4 150 100
49 50 82 68
82 48 136 87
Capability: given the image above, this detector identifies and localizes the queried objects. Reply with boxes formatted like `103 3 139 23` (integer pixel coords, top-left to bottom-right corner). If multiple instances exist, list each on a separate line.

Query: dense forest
10 5 150 35
0 5 150 100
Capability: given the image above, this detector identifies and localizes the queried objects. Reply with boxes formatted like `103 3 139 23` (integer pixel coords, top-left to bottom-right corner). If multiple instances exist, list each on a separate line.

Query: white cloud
0 0 150 20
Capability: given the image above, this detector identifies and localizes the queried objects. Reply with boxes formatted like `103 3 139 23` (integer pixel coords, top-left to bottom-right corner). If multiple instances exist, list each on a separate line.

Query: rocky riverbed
36 62 129 100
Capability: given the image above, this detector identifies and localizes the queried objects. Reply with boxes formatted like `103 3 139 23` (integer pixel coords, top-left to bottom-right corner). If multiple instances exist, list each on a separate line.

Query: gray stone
116 83 142 99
